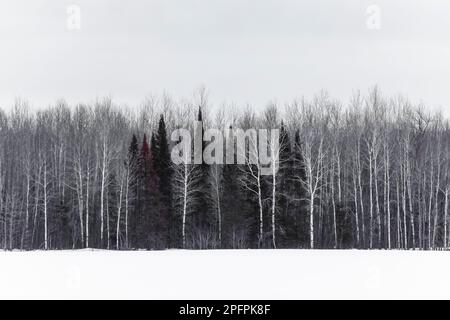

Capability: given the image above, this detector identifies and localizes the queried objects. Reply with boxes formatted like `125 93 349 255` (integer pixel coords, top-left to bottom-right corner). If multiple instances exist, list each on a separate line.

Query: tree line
0 88 449 250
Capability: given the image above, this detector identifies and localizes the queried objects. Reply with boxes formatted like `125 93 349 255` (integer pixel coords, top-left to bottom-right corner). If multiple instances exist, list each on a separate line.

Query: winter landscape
2 0 450 301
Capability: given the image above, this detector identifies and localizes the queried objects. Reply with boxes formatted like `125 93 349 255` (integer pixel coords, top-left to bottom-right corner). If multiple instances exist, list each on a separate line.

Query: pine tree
221 156 249 249
128 134 139 248
293 130 308 247
153 115 175 247
277 121 298 247
220 126 249 248
191 107 213 248
137 134 165 249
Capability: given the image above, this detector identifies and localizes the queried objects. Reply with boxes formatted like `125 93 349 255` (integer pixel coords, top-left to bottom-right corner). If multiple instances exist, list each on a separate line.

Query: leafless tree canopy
0 88 449 250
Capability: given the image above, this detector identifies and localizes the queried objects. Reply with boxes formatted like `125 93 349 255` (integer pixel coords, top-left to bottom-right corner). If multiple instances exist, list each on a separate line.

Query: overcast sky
0 0 449 115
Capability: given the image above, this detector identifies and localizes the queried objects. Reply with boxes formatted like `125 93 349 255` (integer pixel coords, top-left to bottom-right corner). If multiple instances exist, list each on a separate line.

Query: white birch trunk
116 173 124 249
331 163 338 248
368 148 374 249
309 192 315 249
77 162 84 247
428 156 434 249
357 142 365 247
402 164 408 249
85 163 90 248
124 167 129 248
271 158 277 249
353 168 360 246
257 172 263 248
43 162 48 250
100 142 107 247
396 177 401 248
385 148 391 249
106 188 110 250
182 163 188 249
374 154 381 247
432 150 441 247
444 188 449 248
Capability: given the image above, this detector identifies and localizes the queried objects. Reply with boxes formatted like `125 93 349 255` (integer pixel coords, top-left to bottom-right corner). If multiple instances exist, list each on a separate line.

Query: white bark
352 166 360 246
124 166 130 248
396 177 401 248
302 138 326 250
85 162 90 248
100 140 108 247
444 187 449 248
116 172 124 249
43 160 48 250
368 144 374 249
432 139 441 247
385 144 391 249
427 152 434 249
238 132 264 247
182 163 188 248
331 161 338 248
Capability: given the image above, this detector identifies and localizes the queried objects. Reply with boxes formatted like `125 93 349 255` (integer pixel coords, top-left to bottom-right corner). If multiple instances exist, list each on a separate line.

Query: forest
0 87 449 250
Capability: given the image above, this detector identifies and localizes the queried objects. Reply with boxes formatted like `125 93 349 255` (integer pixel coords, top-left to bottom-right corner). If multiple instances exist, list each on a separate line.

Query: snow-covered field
0 249 449 299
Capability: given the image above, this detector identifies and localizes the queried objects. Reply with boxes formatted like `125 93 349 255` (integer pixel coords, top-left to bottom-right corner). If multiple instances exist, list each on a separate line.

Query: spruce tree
154 115 175 247
221 144 249 248
150 133 167 248
278 121 294 247
128 134 139 248
192 107 212 247
137 134 165 249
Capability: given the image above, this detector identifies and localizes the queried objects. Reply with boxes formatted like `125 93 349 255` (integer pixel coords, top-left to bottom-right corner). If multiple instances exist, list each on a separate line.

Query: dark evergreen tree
128 134 139 248
136 134 151 248
153 115 175 247
190 107 213 248
150 133 167 249
292 130 308 247
336 202 353 248
221 127 250 248
277 121 294 247
53 198 71 249
137 134 165 249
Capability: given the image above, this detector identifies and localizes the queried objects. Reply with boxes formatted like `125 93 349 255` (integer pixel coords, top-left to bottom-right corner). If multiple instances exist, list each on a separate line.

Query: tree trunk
357 145 365 248
86 163 90 248
396 178 401 249
402 164 408 249
116 174 124 249
257 172 263 248
444 188 449 248
182 164 188 249
428 157 434 249
353 169 360 247
433 153 440 247
100 144 107 248
331 165 338 248
309 193 314 249
124 167 129 248
43 163 48 250
271 162 277 249
369 149 374 249
77 164 84 247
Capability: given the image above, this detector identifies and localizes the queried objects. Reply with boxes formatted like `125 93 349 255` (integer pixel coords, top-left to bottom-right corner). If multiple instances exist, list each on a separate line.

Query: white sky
0 0 449 116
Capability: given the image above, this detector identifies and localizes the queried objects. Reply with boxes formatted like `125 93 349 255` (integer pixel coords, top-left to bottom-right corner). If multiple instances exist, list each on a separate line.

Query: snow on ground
0 249 450 299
